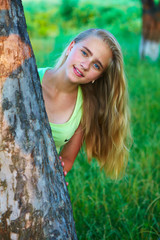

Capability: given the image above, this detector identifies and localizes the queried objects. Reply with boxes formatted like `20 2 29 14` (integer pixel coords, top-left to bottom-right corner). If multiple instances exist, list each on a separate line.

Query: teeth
76 68 82 76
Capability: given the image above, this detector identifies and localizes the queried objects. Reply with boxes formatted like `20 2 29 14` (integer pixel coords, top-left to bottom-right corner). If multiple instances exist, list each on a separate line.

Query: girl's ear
66 41 75 55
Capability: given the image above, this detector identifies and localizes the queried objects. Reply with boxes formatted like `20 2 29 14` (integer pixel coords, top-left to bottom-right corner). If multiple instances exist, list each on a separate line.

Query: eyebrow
82 46 104 69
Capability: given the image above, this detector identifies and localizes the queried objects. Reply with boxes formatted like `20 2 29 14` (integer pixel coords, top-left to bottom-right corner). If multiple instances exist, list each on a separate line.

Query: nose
80 61 90 70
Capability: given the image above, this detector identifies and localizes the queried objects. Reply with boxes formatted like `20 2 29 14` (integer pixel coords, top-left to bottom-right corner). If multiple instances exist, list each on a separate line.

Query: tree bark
139 0 160 61
0 0 77 239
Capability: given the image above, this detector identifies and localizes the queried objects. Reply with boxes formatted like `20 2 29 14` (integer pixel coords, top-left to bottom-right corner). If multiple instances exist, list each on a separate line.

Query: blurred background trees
140 0 160 60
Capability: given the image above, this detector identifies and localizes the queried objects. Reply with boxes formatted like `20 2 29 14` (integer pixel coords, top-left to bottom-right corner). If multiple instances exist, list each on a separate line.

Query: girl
38 28 130 179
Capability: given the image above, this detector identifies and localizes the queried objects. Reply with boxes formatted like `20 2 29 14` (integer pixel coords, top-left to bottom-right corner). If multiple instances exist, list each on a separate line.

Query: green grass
23 1 160 239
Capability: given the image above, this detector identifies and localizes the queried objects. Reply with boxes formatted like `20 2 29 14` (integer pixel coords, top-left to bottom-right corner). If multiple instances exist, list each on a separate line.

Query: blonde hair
54 29 131 179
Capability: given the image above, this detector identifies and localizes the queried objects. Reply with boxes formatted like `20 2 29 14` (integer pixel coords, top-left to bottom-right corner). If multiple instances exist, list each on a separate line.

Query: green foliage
23 0 160 239
24 4 59 38
71 4 96 27
60 0 79 20
23 0 141 38
95 6 124 26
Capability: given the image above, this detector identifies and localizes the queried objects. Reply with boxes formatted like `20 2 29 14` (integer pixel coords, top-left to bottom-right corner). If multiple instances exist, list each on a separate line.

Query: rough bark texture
0 0 78 239
139 0 160 61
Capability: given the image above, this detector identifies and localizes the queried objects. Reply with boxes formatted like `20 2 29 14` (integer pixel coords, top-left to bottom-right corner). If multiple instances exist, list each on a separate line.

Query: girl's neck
47 66 78 94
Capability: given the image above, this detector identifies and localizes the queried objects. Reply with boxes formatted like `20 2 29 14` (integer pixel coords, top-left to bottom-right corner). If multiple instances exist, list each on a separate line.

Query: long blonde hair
54 29 131 179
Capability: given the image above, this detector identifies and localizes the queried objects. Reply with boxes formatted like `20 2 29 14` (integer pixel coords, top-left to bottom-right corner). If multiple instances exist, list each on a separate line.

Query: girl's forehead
76 36 111 53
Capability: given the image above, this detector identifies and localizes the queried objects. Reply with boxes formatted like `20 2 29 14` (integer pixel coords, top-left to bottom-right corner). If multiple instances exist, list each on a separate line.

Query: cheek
91 71 102 79
68 50 81 64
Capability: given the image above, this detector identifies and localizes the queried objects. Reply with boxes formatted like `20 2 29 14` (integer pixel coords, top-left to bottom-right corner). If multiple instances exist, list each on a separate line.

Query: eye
94 63 100 70
81 50 87 56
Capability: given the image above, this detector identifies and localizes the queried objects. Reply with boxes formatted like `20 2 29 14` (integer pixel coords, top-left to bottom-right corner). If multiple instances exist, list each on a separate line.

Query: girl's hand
59 156 69 186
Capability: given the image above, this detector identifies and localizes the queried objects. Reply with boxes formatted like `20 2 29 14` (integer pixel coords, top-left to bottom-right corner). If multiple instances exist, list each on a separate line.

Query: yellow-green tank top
38 67 83 153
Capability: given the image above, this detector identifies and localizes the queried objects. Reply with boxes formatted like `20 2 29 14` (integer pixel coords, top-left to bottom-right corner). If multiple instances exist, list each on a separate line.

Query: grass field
23 1 160 239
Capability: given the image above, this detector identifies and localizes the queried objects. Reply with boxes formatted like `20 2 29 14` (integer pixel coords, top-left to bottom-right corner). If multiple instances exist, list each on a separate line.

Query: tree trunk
0 0 77 239
139 0 160 61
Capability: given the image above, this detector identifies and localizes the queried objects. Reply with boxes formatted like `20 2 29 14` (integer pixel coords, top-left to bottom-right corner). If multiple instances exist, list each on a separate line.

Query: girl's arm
59 124 83 173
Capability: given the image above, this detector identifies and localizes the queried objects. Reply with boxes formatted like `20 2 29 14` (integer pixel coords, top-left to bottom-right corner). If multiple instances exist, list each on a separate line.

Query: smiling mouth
73 66 84 77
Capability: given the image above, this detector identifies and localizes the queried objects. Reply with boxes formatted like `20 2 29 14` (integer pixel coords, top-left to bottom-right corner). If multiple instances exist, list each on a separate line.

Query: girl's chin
67 73 83 84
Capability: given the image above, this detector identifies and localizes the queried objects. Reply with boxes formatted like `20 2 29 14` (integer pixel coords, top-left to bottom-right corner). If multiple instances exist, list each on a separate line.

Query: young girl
38 28 130 179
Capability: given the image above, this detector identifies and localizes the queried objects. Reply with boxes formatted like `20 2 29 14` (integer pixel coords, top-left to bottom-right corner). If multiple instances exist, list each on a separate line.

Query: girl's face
64 36 112 84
